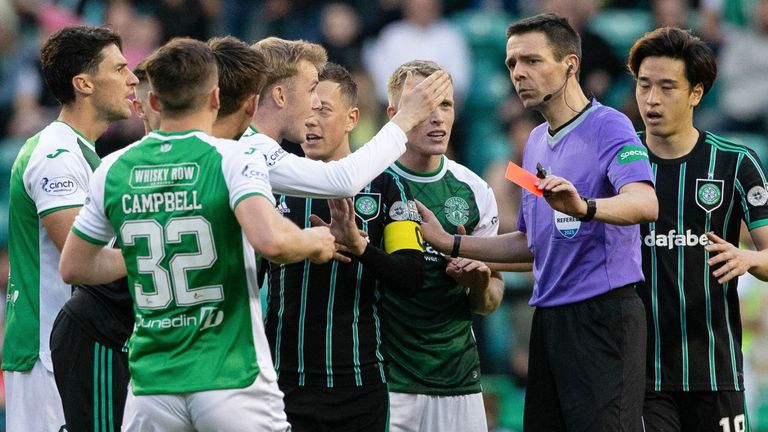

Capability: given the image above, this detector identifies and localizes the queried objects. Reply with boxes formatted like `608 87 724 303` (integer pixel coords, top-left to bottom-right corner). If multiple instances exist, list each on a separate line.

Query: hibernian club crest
444 196 470 226
354 193 381 222
695 178 724 213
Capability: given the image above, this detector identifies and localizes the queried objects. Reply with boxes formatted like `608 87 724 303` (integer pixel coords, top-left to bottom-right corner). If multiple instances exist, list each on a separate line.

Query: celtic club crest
354 193 381 222
695 178 724 213
444 196 470 226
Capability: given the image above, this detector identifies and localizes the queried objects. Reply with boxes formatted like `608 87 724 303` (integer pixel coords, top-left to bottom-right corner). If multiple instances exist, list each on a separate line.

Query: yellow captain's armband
384 220 424 253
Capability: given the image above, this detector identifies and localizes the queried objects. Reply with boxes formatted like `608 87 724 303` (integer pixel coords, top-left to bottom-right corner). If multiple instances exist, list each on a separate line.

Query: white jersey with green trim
4 121 100 372
72 130 276 395
239 121 407 198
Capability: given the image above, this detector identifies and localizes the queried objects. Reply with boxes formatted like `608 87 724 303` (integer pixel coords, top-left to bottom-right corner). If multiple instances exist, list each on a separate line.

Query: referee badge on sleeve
354 193 381 222
695 179 724 213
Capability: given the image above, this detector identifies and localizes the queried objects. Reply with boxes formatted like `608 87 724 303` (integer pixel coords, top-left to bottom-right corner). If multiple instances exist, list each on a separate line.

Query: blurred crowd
1 0 768 430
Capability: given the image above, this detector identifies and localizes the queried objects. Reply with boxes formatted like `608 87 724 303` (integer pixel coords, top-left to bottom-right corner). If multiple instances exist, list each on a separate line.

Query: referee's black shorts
524 284 647 432
280 382 389 432
50 309 130 432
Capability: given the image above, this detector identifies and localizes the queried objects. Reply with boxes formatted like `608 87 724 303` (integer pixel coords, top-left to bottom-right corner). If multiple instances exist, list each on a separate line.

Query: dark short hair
627 27 717 96
506 13 581 61
40 25 122 105
208 36 267 117
133 59 149 84
319 62 357 107
146 38 218 117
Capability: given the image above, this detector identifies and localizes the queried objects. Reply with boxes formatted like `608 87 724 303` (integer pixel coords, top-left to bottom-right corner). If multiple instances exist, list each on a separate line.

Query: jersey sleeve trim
71 226 110 245
38 204 83 218
748 218 768 230
233 192 274 210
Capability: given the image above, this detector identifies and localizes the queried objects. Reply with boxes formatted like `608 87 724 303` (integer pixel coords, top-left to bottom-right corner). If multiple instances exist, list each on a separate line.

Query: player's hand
391 70 452 132
446 256 492 290
327 198 368 256
305 226 337 264
415 200 452 254
705 232 753 284
536 175 586 218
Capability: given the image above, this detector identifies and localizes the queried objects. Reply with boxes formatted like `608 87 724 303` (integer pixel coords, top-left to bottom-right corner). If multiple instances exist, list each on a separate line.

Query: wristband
578 196 597 222
451 234 462 258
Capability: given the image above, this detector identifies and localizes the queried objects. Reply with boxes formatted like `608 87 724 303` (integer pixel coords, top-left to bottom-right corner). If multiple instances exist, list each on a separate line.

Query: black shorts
524 284 647 432
643 390 747 432
50 309 130 432
280 382 389 432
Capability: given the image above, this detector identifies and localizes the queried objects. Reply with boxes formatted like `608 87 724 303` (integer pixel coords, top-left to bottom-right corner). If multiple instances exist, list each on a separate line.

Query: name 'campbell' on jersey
639 130 768 392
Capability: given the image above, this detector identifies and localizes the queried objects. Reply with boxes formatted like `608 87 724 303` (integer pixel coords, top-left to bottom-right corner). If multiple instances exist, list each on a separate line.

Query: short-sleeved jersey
383 156 499 396
265 169 422 388
239 122 406 198
638 130 768 392
72 130 276 395
517 101 655 307
3 121 99 372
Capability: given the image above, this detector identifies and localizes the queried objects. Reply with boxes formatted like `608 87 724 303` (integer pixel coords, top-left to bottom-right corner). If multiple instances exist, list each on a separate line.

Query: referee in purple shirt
416 13 658 432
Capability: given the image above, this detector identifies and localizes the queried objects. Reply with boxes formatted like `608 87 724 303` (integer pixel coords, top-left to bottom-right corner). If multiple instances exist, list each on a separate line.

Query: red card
505 161 543 197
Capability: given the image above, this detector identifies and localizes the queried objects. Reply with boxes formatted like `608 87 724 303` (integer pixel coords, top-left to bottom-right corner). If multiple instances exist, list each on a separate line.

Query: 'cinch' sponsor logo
41 176 77 196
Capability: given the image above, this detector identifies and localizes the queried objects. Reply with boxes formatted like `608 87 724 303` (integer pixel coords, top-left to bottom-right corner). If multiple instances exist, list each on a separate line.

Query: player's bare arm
235 194 336 264
41 207 82 252
60 232 126 284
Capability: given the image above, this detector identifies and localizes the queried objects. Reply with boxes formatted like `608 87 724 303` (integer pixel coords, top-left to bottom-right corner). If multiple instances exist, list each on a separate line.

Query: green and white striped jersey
72 130 276 395
4 121 99 372
639 130 768 392
383 156 499 395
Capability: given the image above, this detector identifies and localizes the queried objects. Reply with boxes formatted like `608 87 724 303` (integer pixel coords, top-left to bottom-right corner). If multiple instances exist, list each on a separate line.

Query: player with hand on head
265 62 425 432
382 59 504 432
242 37 452 198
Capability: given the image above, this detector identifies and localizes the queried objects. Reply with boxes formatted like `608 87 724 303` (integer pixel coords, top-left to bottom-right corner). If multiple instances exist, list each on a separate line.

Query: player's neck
213 112 249 140
158 110 215 136
646 125 699 160
57 103 109 143
540 85 590 131
251 108 283 142
398 151 442 173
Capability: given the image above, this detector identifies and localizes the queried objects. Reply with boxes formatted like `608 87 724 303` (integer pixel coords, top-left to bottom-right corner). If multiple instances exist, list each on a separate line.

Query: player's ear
690 83 704 108
148 90 161 113
272 85 286 108
345 107 360 133
133 98 146 120
386 105 397 120
210 86 220 111
72 73 94 97
243 94 258 117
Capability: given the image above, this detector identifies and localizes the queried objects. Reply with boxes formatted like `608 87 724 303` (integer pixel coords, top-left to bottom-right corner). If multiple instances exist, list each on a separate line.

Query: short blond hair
251 37 327 100
386 60 451 107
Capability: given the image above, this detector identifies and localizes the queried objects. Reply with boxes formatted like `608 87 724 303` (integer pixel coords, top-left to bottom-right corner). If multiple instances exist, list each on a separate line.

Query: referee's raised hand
536 174 588 218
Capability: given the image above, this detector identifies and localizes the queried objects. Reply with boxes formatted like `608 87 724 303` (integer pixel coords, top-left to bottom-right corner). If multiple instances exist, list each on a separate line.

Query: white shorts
389 391 487 432
122 371 290 432
3 360 65 432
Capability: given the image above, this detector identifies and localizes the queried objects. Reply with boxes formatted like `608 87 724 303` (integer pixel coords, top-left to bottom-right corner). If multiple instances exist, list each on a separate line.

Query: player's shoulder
31 121 85 157
701 130 754 154
444 158 491 189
